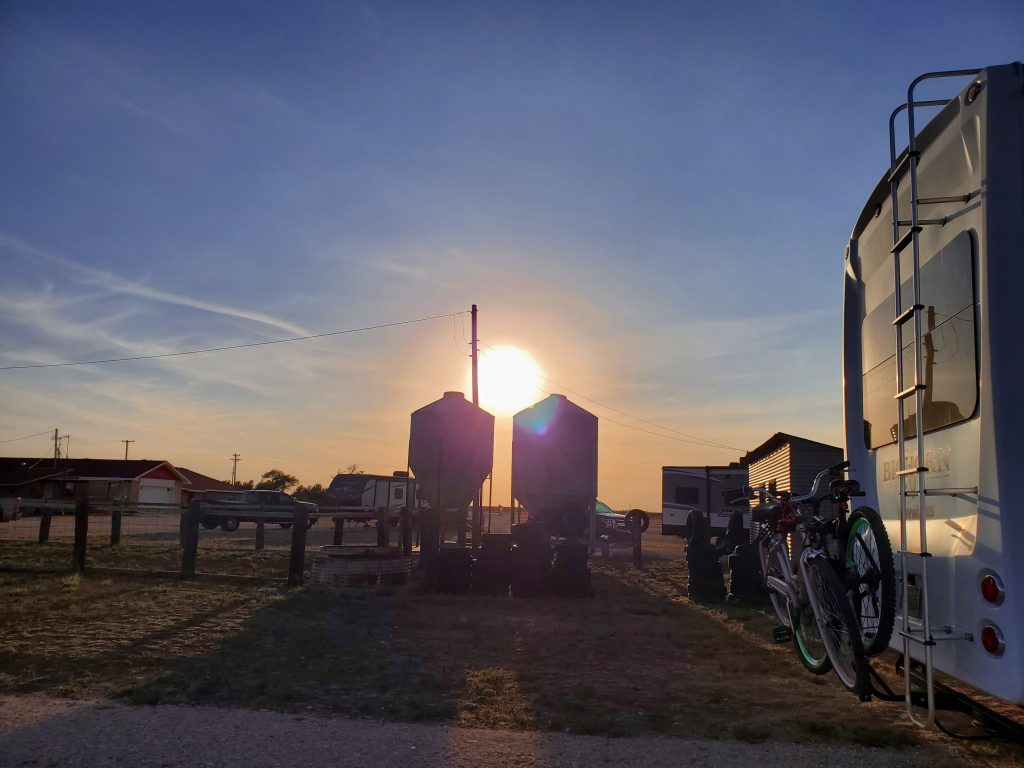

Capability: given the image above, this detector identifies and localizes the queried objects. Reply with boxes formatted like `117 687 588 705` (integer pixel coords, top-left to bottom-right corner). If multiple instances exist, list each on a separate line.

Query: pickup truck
201 489 319 532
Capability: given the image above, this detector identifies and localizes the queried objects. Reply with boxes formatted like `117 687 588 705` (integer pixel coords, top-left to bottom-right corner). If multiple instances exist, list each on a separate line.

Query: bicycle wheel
803 555 868 693
793 595 831 675
844 506 896 656
761 541 792 628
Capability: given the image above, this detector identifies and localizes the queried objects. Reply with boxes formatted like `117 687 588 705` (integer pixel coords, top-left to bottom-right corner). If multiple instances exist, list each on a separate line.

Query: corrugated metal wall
749 444 791 494
789 439 845 496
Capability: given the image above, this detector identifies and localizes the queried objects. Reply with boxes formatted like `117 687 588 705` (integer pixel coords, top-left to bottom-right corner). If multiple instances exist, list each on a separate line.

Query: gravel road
0 695 936 768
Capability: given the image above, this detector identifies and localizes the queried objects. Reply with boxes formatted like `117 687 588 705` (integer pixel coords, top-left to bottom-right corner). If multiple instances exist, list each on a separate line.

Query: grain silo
511 394 598 534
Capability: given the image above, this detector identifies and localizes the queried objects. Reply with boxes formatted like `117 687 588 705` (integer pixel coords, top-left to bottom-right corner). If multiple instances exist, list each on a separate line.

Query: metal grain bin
408 391 495 510
511 394 598 519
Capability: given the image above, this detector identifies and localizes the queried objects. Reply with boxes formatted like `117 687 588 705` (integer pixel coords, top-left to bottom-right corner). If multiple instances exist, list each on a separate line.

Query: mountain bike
748 462 879 693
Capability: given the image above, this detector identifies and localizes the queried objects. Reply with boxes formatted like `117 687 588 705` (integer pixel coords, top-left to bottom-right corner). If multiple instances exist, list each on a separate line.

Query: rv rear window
861 231 978 449
675 487 700 505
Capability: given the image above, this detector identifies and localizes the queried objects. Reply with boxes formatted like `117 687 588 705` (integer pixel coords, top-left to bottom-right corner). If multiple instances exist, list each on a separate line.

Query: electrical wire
0 311 467 371
0 429 54 444
478 343 747 453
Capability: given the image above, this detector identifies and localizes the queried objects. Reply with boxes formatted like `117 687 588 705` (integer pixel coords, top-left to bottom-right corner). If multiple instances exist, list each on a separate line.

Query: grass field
0 539 1019 765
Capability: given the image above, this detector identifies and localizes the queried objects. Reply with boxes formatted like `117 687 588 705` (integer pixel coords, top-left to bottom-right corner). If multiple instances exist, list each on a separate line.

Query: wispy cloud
0 233 310 336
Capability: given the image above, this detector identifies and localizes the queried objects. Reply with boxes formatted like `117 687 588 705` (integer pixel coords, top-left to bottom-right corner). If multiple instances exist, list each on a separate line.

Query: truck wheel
279 522 293 529
220 517 240 532
201 517 219 530
305 517 316 530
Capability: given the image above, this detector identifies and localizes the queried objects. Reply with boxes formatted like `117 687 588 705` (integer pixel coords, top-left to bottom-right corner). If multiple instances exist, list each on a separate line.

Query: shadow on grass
120 558 927 750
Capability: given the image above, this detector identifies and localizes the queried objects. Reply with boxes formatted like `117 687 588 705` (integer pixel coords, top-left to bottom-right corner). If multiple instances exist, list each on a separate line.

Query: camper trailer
843 64 1024 719
325 472 420 516
661 465 748 539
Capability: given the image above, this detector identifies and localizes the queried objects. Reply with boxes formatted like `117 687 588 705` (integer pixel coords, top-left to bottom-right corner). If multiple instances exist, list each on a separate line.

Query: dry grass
0 540 296 579
0 539 1021 765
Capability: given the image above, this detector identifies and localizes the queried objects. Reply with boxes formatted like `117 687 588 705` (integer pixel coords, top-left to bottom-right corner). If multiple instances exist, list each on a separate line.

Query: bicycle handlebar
749 460 851 506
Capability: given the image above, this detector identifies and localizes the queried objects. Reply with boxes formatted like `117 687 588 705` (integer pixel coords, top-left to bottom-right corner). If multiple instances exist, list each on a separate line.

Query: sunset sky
1 2 1020 510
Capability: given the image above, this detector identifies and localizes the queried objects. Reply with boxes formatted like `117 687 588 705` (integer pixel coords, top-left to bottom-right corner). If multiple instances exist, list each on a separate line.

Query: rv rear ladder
886 68 981 730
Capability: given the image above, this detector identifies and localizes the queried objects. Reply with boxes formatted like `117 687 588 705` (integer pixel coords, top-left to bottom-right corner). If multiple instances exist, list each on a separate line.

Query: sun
475 346 544 416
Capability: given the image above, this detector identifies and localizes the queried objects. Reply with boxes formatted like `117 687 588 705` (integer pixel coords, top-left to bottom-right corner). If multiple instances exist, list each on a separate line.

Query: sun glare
475 346 544 416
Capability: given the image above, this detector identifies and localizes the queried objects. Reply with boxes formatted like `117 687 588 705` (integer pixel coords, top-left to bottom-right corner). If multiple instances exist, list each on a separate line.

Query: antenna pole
231 453 241 485
121 439 135 461
53 429 59 467
471 304 479 406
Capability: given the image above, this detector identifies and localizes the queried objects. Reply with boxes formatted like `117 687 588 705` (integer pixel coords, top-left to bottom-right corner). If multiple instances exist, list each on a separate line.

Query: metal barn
741 433 844 500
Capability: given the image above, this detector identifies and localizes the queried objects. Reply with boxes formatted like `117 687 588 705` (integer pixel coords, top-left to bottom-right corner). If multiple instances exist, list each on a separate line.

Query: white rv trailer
661 465 748 538
843 63 1024 716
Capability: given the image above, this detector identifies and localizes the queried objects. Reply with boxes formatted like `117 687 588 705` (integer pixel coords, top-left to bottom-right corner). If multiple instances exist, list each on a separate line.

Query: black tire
804 555 868 694
220 517 240 532
624 509 650 533
306 517 316 530
279 522 293 529
843 506 896 656
200 518 219 530
684 510 709 546
724 510 746 550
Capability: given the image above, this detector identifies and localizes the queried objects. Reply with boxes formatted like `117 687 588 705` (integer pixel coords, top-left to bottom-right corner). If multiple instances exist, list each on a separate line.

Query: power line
479 344 746 453
0 429 54 444
0 311 466 371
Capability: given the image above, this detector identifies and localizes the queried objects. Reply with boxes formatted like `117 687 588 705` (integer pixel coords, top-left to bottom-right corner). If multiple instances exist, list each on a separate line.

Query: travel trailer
843 64 1024 723
325 472 420 514
661 465 748 540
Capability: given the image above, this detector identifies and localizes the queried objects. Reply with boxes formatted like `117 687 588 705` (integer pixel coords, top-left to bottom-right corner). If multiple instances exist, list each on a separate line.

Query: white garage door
138 482 174 505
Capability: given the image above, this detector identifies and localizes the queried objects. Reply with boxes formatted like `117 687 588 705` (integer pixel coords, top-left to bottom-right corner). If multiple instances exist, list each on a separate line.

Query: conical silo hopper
512 394 598 532
409 391 495 513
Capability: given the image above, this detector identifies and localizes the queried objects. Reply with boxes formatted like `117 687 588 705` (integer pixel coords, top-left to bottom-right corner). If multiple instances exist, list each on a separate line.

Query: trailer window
861 231 977 449
675 487 700 505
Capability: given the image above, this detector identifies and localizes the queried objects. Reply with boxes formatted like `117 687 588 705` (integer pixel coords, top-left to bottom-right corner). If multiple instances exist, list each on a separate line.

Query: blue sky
1 1 1021 508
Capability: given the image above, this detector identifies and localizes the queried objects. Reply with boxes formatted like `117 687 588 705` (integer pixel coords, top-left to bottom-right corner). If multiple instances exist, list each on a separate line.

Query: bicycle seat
751 503 781 523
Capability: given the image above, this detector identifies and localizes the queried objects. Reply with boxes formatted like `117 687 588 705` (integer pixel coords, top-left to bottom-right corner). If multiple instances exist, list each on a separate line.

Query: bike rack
862 656 1024 742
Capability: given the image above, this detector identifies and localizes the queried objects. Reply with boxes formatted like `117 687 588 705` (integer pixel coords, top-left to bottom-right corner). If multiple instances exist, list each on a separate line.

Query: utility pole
121 439 134 461
231 453 241 485
53 428 59 468
471 303 479 406
470 304 481 547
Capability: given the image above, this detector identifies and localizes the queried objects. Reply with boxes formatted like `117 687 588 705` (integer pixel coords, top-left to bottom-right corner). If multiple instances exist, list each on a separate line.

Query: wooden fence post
110 503 122 547
255 517 265 550
38 509 52 544
288 507 307 586
376 507 389 548
72 498 88 574
401 505 412 556
181 500 200 579
333 516 345 545
632 520 644 569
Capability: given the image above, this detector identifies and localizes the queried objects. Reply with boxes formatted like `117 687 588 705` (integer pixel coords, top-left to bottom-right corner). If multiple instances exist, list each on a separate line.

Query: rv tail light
980 624 1005 656
980 573 1005 605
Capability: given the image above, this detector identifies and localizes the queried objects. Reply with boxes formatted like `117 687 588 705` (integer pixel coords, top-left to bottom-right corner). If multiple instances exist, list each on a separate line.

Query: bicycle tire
793 595 832 676
803 555 868 693
843 506 896 656
761 542 792 629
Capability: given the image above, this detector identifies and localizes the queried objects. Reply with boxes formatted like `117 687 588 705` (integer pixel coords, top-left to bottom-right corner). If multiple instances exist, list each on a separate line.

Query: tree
294 483 329 504
255 469 298 492
343 463 363 475
224 479 255 489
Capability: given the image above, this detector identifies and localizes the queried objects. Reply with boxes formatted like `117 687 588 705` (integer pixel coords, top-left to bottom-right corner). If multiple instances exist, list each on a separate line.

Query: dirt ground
0 531 1021 765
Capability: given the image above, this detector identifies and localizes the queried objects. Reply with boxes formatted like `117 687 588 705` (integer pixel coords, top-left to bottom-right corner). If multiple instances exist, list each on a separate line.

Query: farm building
0 458 188 505
740 433 844 499
177 467 241 505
